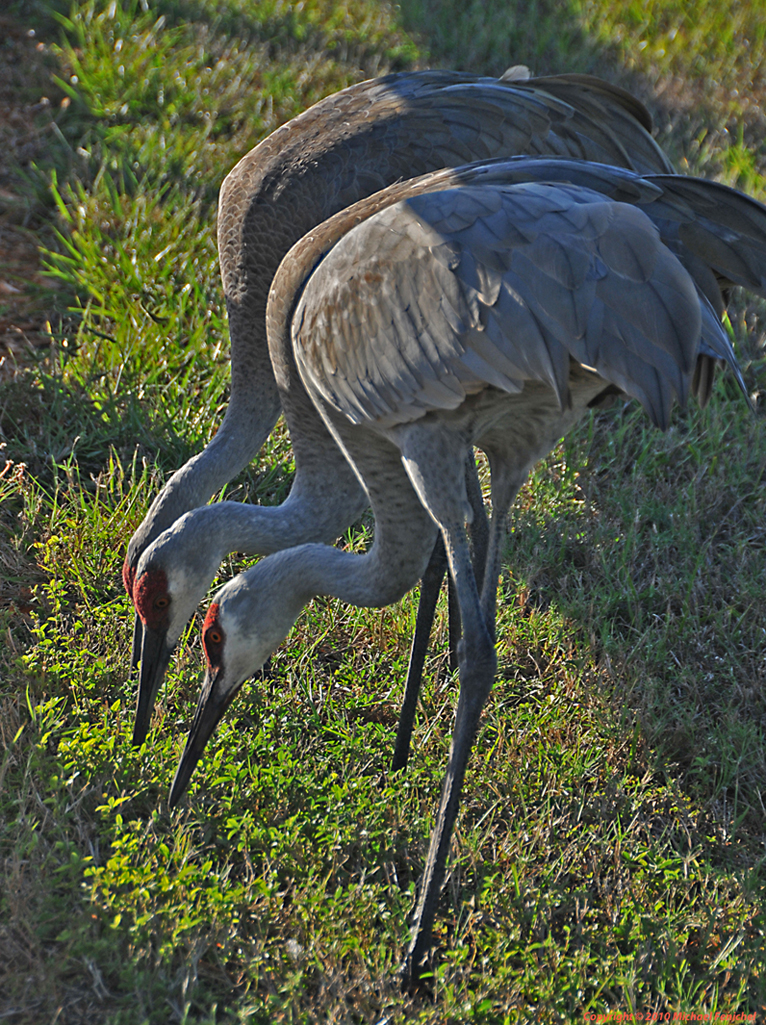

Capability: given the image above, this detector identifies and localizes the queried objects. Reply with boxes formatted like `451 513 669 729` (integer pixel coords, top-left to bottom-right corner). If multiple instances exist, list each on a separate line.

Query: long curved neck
220 515 433 678
130 408 277 557
174 484 363 562
150 80 462 547
251 503 438 615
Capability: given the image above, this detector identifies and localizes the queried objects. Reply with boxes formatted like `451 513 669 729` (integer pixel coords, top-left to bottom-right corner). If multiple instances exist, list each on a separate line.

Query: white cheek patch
224 614 282 687
165 565 203 647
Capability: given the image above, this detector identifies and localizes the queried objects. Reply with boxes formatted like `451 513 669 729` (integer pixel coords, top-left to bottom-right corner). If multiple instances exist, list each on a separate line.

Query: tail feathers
694 291 751 409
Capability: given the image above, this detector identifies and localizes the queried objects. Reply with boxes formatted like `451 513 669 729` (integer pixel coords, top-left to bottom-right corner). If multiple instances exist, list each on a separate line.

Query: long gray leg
447 455 489 668
398 440 528 989
402 517 496 989
392 534 448 771
465 453 489 594
393 453 487 771
446 575 461 673
479 456 528 638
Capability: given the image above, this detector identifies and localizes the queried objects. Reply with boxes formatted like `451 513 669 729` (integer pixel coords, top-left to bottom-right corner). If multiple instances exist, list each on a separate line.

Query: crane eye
202 603 224 666
154 595 169 609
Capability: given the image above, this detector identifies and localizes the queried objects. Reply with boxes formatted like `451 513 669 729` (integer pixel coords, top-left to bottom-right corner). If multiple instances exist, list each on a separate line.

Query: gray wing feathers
528 77 673 175
448 161 766 302
293 182 705 430
646 176 766 295
694 290 749 406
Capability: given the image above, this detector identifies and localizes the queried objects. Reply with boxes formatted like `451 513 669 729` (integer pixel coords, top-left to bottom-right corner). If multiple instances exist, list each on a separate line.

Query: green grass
1 0 766 1021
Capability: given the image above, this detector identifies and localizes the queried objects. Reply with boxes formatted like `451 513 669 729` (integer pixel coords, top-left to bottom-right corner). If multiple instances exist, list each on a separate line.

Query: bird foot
399 949 435 998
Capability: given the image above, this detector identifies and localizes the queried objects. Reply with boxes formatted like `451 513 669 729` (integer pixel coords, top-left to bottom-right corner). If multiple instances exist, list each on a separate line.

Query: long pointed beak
132 626 174 747
169 666 233 808
130 614 143 674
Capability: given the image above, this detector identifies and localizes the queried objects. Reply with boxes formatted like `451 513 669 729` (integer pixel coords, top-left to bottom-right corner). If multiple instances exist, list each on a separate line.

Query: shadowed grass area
1 0 765 1021
398 0 766 181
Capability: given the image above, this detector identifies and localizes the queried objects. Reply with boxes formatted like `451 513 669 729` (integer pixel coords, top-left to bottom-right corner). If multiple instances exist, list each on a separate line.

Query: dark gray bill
130 614 143 674
132 626 174 747
169 666 233 807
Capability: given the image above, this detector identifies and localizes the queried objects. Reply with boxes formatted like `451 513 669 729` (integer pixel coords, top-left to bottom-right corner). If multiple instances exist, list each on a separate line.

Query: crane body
166 162 765 984
127 71 673 745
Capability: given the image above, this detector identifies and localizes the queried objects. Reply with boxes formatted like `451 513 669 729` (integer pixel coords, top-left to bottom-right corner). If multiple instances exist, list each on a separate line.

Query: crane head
130 564 175 747
129 511 234 746
168 550 313 806
133 565 172 632
169 601 240 807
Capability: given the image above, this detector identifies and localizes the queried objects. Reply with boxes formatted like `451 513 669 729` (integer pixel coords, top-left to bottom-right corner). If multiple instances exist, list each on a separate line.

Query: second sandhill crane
126 70 674 745
166 159 766 985
134 153 760 764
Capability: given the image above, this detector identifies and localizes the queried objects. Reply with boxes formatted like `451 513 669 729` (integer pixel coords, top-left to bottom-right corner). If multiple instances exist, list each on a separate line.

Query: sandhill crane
126 70 674 746
166 158 766 986
134 156 762 761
